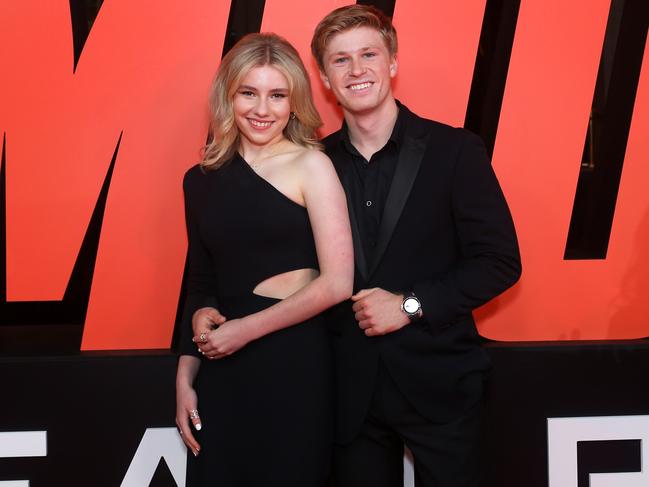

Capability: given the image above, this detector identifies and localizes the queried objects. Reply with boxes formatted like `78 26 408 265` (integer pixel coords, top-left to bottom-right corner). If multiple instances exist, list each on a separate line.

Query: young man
310 5 521 486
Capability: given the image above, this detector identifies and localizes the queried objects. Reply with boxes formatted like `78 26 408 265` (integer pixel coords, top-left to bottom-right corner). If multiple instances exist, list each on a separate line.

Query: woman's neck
239 136 289 164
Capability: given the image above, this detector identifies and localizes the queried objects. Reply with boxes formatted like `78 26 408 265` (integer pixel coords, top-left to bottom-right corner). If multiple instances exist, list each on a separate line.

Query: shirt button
366 200 372 207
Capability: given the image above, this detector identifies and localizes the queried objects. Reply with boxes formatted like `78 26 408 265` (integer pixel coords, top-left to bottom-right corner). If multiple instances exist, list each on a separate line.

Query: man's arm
353 131 520 336
412 130 521 330
178 170 220 356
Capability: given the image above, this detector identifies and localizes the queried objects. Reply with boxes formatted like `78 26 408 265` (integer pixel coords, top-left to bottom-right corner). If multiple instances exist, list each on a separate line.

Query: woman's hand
176 355 203 455
175 379 202 456
197 319 254 359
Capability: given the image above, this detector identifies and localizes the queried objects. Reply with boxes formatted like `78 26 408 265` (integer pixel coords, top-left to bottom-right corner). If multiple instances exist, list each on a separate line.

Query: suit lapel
329 142 370 281
368 129 429 278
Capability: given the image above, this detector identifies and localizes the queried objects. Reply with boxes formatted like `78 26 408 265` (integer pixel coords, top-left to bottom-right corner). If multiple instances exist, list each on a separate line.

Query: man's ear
389 56 398 78
319 70 331 89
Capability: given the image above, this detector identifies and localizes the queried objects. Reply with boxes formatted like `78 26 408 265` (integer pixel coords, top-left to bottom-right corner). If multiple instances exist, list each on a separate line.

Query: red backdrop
1 0 647 349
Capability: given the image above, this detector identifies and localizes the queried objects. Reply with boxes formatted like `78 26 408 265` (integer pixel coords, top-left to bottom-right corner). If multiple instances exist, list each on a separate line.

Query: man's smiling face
320 26 397 116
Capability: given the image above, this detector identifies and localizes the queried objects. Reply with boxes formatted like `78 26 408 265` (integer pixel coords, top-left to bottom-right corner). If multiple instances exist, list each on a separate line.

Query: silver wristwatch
401 292 422 321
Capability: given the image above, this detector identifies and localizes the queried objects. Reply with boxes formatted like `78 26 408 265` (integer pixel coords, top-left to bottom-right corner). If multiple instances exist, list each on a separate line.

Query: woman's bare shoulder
290 147 333 172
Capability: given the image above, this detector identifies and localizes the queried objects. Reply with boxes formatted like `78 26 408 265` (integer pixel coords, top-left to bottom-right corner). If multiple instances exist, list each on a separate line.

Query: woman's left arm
198 151 354 359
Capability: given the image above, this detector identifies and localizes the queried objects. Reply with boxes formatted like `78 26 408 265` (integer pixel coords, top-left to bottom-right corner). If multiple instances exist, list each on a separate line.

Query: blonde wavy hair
202 33 322 170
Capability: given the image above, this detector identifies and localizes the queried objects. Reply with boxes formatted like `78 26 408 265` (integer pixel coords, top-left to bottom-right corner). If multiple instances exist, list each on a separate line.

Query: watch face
403 297 420 314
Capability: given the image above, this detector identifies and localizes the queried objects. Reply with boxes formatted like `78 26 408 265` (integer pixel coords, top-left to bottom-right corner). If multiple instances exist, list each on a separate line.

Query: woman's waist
216 293 280 319
216 267 319 316
215 293 327 328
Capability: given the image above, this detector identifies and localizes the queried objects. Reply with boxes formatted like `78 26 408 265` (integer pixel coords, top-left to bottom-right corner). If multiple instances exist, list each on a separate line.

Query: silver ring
189 409 199 420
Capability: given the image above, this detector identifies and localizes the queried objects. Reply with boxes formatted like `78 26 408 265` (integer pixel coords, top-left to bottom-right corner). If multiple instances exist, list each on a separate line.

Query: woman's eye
333 57 348 64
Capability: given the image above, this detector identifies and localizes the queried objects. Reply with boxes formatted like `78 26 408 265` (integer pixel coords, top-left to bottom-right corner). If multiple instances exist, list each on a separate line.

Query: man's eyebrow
329 46 378 56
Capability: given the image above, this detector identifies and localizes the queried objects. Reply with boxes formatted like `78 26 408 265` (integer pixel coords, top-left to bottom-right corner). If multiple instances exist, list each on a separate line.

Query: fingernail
195 423 202 431
193 450 198 457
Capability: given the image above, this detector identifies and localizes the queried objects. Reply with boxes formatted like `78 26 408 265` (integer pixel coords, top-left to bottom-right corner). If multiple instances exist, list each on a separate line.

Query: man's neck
344 97 399 161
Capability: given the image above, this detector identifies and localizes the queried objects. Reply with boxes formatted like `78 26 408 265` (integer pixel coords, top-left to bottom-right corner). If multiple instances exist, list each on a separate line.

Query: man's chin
341 98 380 116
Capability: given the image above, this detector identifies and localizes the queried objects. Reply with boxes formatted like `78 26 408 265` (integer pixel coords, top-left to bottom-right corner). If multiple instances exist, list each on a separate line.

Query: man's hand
351 288 410 336
191 307 226 338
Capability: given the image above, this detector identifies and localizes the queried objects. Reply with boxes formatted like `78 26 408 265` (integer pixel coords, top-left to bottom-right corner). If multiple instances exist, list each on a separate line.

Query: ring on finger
199 332 208 343
189 409 199 420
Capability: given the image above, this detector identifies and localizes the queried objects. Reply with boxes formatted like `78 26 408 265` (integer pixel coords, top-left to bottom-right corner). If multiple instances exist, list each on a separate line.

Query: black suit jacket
323 103 521 443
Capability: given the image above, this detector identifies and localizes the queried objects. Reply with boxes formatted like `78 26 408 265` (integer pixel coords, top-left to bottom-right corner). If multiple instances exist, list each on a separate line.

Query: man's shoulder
319 104 484 156
320 129 348 170
400 104 480 145
321 129 344 151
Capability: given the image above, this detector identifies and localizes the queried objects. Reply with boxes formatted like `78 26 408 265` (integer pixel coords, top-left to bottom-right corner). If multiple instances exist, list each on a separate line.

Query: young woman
175 33 353 486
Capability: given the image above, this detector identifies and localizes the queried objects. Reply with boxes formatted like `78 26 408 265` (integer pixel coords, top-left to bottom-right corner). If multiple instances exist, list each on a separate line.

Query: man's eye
363 52 377 58
333 57 348 64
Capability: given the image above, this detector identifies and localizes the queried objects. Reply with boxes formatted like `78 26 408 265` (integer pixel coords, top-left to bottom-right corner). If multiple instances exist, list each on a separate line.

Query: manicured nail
193 450 198 457
195 423 202 431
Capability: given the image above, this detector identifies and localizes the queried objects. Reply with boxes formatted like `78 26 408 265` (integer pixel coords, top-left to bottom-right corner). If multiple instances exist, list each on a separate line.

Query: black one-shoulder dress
179 154 333 486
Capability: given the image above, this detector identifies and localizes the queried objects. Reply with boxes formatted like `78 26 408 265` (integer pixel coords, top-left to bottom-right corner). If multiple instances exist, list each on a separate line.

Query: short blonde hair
202 33 322 170
311 4 398 71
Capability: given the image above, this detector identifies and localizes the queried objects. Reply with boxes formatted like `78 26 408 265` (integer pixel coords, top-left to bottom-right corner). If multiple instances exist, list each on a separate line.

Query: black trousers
333 361 483 487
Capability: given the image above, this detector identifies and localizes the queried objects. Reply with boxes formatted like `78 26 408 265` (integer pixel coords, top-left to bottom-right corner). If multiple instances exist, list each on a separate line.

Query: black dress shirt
340 108 406 263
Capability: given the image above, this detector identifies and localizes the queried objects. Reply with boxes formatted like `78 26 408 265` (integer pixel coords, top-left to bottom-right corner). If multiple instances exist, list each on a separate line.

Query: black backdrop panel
0 352 179 487
1 342 648 486
482 341 649 487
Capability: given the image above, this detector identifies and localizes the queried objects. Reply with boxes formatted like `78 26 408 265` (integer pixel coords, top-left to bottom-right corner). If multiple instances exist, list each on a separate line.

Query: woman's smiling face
233 64 291 149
